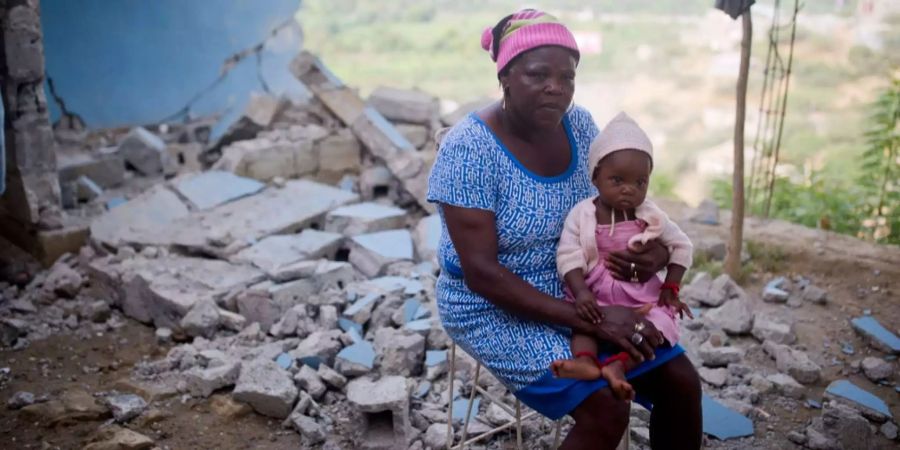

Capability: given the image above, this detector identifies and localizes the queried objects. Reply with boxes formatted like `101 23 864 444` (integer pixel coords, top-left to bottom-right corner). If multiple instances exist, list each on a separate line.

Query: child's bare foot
551 356 602 380
600 360 635 400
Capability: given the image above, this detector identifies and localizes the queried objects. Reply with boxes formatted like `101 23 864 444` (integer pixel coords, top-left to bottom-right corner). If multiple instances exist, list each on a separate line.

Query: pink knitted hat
481 9 580 73
588 112 654 176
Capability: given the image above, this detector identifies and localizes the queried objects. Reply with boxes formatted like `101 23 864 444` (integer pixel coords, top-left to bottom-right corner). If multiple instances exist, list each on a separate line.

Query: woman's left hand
605 239 669 282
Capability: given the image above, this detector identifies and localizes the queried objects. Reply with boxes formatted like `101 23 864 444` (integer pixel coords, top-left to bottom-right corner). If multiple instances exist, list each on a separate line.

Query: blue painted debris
452 396 480 423
766 277 786 290
338 318 362 335
825 380 892 418
702 394 754 440
347 326 364 344
414 381 432 399
275 353 293 370
414 304 430 321
426 350 447 367
805 399 822 409
841 343 855 355
343 292 379 317
405 319 432 331
298 356 321 370
173 171 264 210
895 386 900 394
106 197 127 209
403 299 422 324
690 307 702 318
367 276 424 296
336 341 376 369
851 316 900 354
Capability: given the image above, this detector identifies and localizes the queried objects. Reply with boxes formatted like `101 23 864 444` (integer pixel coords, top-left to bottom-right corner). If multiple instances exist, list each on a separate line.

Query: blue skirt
514 344 685 420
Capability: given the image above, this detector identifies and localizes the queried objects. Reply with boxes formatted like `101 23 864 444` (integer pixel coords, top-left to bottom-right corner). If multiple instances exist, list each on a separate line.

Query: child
551 112 694 400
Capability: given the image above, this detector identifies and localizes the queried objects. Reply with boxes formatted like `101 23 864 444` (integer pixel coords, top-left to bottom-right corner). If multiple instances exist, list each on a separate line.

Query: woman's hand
606 239 669 282
592 305 664 363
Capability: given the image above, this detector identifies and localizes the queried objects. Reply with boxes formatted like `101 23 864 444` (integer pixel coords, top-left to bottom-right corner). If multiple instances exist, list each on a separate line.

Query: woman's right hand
593 305 664 363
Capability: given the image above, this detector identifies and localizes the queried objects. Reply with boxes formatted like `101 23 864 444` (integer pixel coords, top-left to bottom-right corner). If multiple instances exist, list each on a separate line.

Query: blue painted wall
40 0 304 132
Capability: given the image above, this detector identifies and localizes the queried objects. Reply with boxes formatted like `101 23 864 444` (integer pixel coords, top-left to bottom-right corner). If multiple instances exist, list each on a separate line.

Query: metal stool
445 343 631 450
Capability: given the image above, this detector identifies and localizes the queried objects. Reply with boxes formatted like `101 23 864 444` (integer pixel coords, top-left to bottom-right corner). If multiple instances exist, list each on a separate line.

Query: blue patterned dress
426 106 684 419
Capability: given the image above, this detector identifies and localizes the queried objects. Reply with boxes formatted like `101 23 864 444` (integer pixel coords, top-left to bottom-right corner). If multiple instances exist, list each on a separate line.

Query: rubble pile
1 48 897 450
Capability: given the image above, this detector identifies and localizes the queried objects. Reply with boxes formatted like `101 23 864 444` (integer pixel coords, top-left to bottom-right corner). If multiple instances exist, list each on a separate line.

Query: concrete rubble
2 36 897 450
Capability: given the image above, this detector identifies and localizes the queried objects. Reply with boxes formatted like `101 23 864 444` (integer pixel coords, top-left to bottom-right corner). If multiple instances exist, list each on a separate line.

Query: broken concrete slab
294 365 327 400
335 341 376 377
824 380 892 421
702 394 753 440
213 133 318 181
290 51 367 126
164 180 358 253
396 123 429 149
851 316 900 354
172 171 265 210
705 295 754 335
860 357 893 382
290 330 344 367
325 202 407 236
698 341 745 368
231 231 343 274
351 106 416 161
182 361 241 398
349 229 414 278
316 129 361 177
766 373 805 399
245 93 288 129
751 313 796 345
369 86 439 126
58 152 125 188
346 376 412 450
89 254 263 330
414 215 440 264
233 359 298 419
763 341 822 384
105 394 147 423
179 298 222 339
290 413 326 445
374 327 425 377
90 184 190 248
118 127 169 176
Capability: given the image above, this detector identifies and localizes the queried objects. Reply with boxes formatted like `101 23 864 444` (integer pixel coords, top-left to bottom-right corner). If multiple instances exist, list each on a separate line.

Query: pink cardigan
556 197 694 277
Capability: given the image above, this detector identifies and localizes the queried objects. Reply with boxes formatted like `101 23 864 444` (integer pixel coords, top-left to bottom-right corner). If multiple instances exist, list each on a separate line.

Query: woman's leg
560 387 630 450
629 354 702 450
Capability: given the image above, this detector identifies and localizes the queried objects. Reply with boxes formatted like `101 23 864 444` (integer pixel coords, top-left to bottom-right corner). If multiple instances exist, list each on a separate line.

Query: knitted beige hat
588 112 654 177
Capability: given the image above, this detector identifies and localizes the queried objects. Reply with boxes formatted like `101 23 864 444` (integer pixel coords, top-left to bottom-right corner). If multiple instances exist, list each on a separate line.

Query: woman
426 10 702 450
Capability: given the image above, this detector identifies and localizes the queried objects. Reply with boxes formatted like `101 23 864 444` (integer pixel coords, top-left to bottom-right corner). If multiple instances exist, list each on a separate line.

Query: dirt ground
1 201 898 450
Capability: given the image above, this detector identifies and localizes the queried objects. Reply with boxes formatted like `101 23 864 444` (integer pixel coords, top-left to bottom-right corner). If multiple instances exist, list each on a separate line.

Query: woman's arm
442 204 661 361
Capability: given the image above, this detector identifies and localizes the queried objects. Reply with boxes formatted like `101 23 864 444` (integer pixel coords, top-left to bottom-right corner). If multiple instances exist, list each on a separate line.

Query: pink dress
569 219 680 346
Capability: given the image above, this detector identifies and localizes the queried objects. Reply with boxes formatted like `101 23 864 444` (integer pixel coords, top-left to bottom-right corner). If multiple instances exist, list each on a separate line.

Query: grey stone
325 202 408 236
766 373 805 399
763 341 822 384
369 86 439 125
484 403 514 426
705 296 754 335
43 262 83 298
233 359 298 419
698 367 728 387
762 285 790 303
706 273 740 307
860 357 893 382
786 430 806 445
182 361 241 398
118 127 168 175
232 231 343 275
318 305 339 331
349 229 414 278
806 424 839 450
290 413 326 445
81 300 112 323
58 153 125 189
697 341 744 367
155 328 173 344
7 391 35 410
294 365 327 400
270 305 316 339
423 423 450 450
822 401 875 450
751 314 796 345
881 422 898 440
374 328 426 377
801 285 828 305
291 330 344 367
179 298 221 338
682 272 713 305
105 394 147 423
317 364 347 389
74 175 103 202
748 375 774 394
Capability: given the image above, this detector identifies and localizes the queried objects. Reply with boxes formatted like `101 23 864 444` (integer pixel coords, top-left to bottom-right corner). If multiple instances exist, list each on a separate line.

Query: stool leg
552 421 561 449
458 362 481 449
515 399 523 449
447 343 456 450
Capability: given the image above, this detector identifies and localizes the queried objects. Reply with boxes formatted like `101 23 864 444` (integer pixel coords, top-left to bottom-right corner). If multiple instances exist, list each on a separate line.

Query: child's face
592 149 652 210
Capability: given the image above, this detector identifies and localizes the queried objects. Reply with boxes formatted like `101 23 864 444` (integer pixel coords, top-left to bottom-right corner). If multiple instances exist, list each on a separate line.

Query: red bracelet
661 282 680 296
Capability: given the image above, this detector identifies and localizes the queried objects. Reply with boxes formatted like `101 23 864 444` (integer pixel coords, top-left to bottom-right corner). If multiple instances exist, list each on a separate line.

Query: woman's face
593 150 652 211
501 46 577 129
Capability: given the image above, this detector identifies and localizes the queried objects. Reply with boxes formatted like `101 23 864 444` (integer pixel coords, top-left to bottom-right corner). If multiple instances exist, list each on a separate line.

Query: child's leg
599 353 636 400
550 333 602 380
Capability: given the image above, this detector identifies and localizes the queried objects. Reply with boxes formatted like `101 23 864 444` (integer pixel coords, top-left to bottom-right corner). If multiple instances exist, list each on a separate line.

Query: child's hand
659 289 693 320
575 291 604 324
